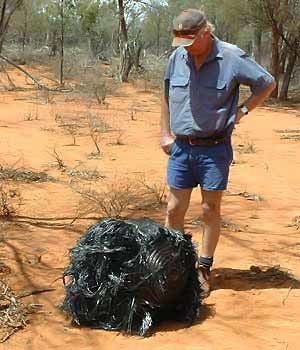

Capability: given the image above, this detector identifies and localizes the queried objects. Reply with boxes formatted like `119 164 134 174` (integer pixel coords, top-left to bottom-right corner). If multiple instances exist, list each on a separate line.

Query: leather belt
175 135 229 146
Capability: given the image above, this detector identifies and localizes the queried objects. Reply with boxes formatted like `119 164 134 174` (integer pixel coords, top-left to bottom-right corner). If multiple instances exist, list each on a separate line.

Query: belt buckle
188 136 197 145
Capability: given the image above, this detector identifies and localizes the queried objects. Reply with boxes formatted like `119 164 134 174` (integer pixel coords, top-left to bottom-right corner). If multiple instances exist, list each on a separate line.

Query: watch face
241 105 248 114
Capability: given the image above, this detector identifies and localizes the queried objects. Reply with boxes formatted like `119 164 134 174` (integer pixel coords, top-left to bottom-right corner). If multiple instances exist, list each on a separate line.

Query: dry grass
59 121 81 146
275 129 300 141
86 113 113 156
225 190 263 202
137 176 167 208
288 216 300 230
235 141 256 154
0 163 54 183
190 217 248 232
48 149 104 180
0 280 39 343
0 184 22 218
23 111 39 121
75 181 137 219
73 176 167 219
50 149 66 171
64 168 105 181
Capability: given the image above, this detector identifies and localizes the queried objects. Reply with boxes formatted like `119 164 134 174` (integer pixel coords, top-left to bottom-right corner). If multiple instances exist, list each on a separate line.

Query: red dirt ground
0 67 300 350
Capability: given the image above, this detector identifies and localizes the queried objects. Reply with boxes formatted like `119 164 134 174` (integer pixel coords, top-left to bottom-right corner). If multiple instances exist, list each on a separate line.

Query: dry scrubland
0 54 300 350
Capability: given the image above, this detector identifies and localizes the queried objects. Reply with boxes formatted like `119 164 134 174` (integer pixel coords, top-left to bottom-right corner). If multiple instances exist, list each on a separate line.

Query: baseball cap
172 9 207 47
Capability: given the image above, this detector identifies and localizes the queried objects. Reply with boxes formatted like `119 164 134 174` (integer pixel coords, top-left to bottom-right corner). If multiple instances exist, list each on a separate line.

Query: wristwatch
240 105 249 115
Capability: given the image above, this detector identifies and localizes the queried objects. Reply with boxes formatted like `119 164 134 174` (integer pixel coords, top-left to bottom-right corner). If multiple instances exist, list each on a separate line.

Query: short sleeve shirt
164 38 275 138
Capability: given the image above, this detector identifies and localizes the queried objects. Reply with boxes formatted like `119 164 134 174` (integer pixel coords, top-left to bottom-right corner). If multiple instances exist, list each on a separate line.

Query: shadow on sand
211 265 300 291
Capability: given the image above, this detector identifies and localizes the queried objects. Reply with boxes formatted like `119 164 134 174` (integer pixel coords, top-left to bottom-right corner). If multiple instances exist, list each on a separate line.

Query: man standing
161 9 276 298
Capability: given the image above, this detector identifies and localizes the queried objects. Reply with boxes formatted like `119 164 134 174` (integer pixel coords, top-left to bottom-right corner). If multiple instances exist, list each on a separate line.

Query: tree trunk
117 0 132 82
156 16 160 57
59 0 64 86
0 0 23 53
253 27 262 64
22 6 28 53
270 23 280 98
49 30 58 56
133 42 143 70
279 42 288 74
120 42 133 82
0 0 9 53
279 49 297 101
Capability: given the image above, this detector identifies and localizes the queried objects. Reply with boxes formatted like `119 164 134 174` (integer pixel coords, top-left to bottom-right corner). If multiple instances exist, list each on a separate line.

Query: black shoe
197 264 211 299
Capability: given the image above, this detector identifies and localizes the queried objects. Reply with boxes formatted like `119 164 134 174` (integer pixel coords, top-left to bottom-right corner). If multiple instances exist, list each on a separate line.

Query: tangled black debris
62 218 201 336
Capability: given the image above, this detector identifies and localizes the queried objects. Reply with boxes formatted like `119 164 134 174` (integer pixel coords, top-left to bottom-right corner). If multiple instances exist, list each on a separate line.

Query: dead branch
17 288 56 299
0 63 16 89
0 53 49 90
0 54 72 92
282 283 294 305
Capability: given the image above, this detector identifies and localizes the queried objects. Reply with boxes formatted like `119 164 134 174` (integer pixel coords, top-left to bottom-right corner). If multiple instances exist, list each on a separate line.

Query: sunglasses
173 27 206 39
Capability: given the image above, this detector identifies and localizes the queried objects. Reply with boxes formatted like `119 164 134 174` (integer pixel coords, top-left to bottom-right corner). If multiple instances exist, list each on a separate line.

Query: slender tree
60 0 64 85
0 0 23 52
117 0 133 82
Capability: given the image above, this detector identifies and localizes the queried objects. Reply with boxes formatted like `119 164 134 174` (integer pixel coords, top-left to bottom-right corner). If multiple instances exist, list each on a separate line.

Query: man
160 8 276 298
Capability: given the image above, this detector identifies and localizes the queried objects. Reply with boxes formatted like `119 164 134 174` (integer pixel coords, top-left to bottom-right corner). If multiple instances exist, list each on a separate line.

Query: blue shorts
167 139 233 191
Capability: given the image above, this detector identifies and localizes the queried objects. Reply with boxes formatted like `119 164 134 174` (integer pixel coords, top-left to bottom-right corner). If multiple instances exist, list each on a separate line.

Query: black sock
199 256 214 269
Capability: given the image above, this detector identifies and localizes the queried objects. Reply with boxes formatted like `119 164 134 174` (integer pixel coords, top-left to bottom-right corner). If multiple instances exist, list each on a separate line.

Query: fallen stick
0 54 48 90
17 287 56 299
0 54 72 92
282 283 294 305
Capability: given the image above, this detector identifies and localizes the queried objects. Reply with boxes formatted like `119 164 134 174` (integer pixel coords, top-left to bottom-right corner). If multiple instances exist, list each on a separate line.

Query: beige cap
172 9 207 47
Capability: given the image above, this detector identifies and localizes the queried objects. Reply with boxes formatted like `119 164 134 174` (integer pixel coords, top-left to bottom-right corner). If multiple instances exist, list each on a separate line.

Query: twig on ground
282 283 294 305
17 288 56 299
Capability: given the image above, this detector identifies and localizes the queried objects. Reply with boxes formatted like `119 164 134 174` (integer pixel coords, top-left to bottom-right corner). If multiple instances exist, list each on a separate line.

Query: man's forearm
161 95 171 136
242 82 276 112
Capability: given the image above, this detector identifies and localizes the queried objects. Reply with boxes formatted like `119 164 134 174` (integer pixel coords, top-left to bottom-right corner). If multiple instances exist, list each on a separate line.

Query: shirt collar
205 36 223 62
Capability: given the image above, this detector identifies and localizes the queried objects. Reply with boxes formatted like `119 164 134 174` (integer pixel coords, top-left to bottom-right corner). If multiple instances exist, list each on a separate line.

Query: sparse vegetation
51 149 66 171
0 184 22 218
0 163 54 183
0 0 299 346
64 168 105 181
235 141 256 154
86 113 112 156
73 175 168 219
288 216 300 230
24 111 39 121
60 121 80 146
75 181 137 219
93 81 107 105
0 280 39 343
226 191 263 202
275 129 300 141
108 130 126 146
137 176 167 208
191 217 249 232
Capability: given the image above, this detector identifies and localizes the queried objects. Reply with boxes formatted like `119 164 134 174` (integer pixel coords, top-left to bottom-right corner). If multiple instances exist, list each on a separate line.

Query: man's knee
166 200 187 219
201 201 220 221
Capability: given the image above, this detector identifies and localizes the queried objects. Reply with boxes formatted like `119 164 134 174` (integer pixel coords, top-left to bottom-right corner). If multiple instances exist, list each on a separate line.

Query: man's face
184 27 211 55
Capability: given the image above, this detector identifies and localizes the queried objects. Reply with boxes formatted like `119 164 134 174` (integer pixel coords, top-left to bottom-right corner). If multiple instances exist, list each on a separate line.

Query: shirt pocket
169 76 190 103
200 80 227 105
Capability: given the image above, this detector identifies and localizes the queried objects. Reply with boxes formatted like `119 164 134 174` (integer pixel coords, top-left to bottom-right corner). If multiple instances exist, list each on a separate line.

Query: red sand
1 67 299 350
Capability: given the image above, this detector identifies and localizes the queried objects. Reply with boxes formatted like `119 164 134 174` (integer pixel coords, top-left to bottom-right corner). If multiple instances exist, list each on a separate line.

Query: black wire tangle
62 218 201 336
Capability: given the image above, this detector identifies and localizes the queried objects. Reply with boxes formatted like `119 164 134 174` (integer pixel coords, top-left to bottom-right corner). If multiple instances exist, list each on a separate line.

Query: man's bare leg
200 189 223 257
198 189 223 298
165 187 193 232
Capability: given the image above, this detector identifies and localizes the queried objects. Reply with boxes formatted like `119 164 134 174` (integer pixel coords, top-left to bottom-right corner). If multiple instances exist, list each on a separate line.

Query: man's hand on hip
160 134 175 155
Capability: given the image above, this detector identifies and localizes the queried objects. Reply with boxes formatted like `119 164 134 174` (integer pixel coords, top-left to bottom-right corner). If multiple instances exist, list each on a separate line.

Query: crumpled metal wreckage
62 218 201 336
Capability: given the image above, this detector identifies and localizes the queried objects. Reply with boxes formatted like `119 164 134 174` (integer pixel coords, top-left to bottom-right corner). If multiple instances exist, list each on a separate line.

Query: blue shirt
164 38 275 138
